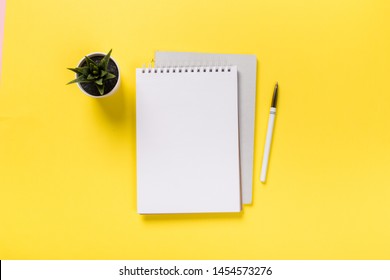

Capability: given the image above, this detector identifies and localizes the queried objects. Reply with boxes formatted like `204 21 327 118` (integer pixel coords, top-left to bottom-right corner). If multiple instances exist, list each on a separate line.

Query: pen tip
272 82 278 107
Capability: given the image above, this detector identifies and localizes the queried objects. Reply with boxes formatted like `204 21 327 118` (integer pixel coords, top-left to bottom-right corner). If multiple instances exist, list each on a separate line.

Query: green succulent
67 49 116 95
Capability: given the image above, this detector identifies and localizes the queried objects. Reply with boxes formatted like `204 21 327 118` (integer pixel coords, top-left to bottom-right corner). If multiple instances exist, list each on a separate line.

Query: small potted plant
67 49 120 98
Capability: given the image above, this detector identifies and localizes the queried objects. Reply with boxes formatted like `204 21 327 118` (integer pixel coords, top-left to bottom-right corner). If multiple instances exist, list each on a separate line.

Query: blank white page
136 66 241 214
155 52 257 205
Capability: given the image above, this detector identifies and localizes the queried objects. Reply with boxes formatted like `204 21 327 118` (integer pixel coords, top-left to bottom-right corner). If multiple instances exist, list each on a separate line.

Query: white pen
260 82 278 183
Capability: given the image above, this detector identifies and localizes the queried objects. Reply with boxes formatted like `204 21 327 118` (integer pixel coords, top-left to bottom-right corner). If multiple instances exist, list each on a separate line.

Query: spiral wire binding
141 61 232 74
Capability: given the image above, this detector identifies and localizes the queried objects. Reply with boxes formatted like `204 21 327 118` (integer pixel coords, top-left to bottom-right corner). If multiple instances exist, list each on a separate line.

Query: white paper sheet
155 52 257 204
136 66 241 214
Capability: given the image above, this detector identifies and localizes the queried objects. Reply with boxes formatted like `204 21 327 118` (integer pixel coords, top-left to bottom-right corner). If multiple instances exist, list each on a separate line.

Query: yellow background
1 0 390 259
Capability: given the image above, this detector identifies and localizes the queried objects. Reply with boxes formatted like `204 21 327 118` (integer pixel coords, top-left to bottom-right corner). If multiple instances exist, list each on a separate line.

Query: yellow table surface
1 0 390 259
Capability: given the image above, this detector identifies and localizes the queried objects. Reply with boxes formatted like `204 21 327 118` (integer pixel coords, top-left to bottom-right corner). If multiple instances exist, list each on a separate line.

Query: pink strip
0 0 5 74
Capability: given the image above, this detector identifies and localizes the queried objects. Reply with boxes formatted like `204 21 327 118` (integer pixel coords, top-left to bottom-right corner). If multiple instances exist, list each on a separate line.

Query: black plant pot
76 52 120 98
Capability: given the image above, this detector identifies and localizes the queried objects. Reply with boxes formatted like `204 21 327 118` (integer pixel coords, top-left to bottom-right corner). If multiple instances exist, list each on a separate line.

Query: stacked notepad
136 52 257 214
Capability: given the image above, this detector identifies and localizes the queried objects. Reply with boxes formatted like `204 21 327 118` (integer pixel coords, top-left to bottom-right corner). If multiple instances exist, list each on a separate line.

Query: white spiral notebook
136 66 241 214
